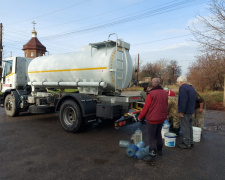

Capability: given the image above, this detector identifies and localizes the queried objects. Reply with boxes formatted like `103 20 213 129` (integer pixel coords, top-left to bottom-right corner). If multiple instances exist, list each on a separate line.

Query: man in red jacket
164 87 176 96
138 78 168 162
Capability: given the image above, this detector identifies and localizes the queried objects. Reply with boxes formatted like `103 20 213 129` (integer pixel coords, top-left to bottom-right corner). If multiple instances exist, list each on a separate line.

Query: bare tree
189 0 225 54
187 53 225 91
139 59 181 85
165 60 182 85
187 0 225 91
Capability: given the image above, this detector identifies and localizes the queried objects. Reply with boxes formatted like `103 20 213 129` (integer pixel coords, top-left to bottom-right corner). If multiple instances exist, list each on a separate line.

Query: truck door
1 59 14 91
16 57 28 89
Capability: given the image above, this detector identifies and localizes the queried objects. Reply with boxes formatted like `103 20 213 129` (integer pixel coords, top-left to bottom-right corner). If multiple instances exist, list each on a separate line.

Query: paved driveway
0 104 224 179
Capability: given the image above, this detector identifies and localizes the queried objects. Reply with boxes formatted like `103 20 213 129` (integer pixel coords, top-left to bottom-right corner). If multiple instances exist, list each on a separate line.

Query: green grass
125 86 143 91
126 85 224 105
168 85 223 104
199 91 223 103
168 85 179 95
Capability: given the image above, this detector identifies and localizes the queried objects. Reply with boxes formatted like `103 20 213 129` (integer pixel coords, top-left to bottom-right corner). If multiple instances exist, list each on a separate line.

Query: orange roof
22 37 46 52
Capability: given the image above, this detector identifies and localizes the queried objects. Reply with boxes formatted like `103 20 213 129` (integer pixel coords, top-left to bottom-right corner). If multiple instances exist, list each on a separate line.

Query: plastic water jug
163 119 170 129
136 141 145 150
135 128 142 144
126 144 138 157
134 146 149 159
162 119 170 138
119 140 131 148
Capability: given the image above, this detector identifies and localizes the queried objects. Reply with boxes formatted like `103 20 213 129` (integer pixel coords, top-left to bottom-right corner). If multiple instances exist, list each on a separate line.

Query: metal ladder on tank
108 33 125 93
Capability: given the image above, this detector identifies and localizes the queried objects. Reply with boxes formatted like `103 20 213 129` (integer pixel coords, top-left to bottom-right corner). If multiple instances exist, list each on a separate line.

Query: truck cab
0 57 33 106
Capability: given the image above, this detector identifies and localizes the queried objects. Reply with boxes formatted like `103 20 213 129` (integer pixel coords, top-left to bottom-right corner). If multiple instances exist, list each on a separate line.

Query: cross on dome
32 21 36 31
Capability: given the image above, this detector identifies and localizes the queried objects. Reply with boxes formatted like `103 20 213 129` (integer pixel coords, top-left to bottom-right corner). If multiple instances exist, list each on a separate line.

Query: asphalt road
0 105 225 180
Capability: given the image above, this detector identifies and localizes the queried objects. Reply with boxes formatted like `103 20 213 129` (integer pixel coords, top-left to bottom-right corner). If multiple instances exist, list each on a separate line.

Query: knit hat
163 87 169 90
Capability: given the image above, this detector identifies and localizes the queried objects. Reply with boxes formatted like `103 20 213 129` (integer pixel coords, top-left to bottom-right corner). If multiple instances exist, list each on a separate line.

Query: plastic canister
135 128 142 144
126 144 138 157
119 140 131 148
161 119 170 139
134 146 149 159
136 141 145 150
193 127 201 142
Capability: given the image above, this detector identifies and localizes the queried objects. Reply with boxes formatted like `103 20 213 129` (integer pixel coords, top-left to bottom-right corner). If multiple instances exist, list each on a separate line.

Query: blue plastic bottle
126 144 138 157
134 146 149 159
143 146 150 155
134 148 144 159
136 141 145 150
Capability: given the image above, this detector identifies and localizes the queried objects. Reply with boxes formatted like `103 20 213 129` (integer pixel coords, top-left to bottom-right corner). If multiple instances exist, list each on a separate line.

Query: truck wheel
59 100 84 133
4 94 19 117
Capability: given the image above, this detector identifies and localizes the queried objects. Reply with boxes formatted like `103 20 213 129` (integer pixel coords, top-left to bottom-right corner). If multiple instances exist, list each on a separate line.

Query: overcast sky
0 0 211 76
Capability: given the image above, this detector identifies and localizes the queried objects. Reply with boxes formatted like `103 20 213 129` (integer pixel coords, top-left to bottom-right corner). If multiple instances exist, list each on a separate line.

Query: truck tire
59 100 84 133
4 94 19 117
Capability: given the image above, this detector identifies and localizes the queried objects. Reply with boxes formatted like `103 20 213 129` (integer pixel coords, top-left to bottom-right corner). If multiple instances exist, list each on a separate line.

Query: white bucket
164 132 176 147
161 127 169 139
193 127 201 142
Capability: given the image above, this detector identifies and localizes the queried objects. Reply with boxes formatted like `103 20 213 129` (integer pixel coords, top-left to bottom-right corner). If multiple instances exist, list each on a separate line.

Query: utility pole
223 74 225 107
173 64 176 84
137 53 139 87
0 23 3 80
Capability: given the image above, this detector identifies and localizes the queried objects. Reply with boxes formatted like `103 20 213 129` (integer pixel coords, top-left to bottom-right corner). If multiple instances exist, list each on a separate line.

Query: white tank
28 39 133 95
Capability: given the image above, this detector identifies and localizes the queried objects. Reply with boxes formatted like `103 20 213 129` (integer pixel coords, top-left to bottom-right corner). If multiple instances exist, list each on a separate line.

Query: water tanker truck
0 34 142 132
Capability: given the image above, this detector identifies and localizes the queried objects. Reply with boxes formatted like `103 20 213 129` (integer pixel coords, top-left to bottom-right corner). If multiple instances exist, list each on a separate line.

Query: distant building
22 23 47 58
139 76 152 87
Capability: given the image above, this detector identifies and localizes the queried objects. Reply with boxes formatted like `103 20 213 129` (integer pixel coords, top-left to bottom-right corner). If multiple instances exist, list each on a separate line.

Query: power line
38 0 149 29
3 0 208 41
2 0 210 56
131 34 192 46
39 0 210 41
7 0 91 25
3 1 203 52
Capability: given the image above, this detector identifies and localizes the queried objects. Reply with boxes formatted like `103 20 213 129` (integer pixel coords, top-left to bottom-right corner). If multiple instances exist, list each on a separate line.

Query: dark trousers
146 122 163 153
180 114 193 147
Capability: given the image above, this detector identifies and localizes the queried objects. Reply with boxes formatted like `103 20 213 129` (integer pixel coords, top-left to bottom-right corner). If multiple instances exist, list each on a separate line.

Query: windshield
3 60 13 77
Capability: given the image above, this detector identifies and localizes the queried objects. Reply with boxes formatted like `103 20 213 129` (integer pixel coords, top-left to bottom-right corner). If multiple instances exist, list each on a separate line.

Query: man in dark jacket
193 92 205 131
177 76 196 149
138 78 168 161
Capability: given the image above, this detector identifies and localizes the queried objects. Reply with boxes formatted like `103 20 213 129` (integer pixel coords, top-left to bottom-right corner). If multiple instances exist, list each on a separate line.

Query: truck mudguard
56 93 96 118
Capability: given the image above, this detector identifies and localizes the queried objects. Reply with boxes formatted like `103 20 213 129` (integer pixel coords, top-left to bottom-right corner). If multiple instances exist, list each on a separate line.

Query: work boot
143 150 156 162
178 143 191 149
157 150 162 156
182 141 193 147
156 147 162 155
